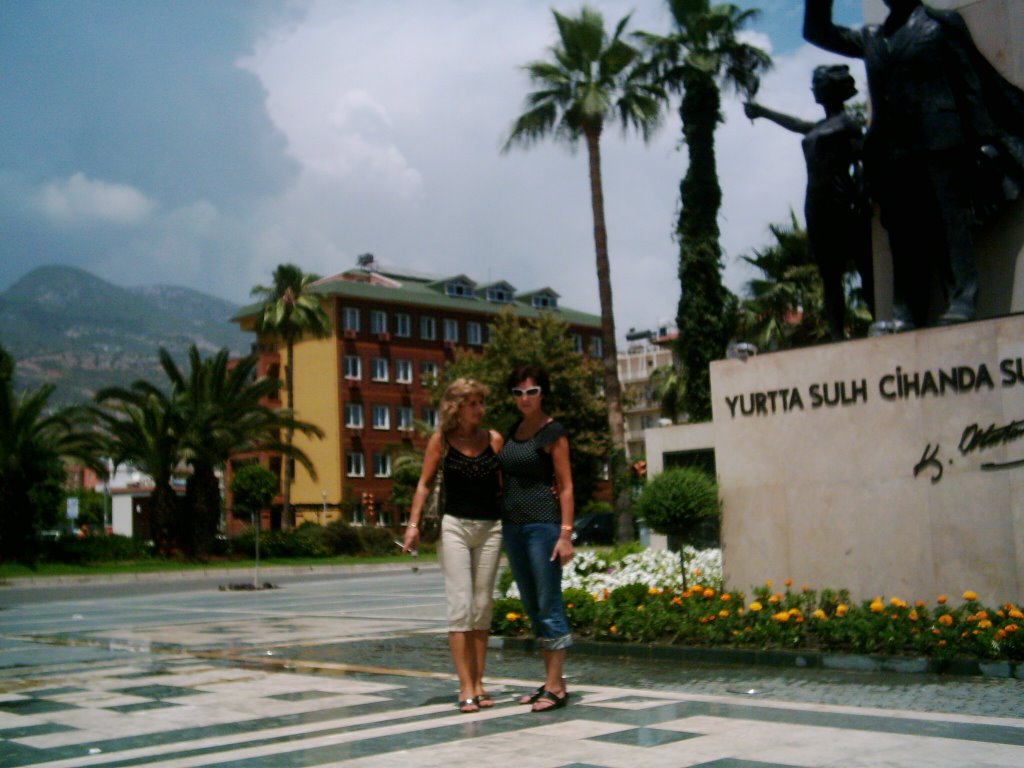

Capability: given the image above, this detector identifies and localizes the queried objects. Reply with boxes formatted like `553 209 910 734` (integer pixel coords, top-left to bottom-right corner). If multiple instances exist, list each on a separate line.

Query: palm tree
638 0 771 421
650 363 687 424
504 5 663 542
1 346 102 560
163 346 324 557
93 383 183 554
250 264 331 530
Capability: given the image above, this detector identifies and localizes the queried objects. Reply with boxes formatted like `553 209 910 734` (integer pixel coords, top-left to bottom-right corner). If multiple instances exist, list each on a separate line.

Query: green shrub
635 467 720 547
324 518 361 556
356 526 395 556
43 534 150 564
580 500 613 516
287 523 331 558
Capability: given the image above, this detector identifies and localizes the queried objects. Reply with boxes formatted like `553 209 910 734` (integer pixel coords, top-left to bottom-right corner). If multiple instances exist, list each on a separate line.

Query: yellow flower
978 619 993 629
749 601 763 612
772 611 790 623
1009 609 1024 620
648 587 661 595
835 604 849 617
637 605 645 612
812 609 827 620
788 607 802 617
719 609 730 618
908 610 919 621
938 614 954 626
870 598 885 613
609 625 618 634
506 612 520 621
963 590 978 601
764 579 773 588
889 597 907 608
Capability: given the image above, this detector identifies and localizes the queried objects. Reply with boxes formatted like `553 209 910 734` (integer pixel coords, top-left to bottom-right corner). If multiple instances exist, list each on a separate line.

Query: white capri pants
437 515 503 632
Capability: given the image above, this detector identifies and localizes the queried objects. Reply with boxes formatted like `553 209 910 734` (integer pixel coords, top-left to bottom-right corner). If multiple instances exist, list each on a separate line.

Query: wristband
560 525 572 532
407 523 418 529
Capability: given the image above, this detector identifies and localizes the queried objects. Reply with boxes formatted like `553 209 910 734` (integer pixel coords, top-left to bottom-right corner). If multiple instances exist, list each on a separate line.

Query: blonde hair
438 377 490 434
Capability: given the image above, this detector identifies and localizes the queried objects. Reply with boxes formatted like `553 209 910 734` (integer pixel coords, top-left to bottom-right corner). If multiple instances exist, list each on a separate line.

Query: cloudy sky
1 0 869 339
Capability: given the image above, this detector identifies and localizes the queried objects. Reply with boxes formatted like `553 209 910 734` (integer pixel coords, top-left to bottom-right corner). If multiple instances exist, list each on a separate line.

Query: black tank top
443 444 501 520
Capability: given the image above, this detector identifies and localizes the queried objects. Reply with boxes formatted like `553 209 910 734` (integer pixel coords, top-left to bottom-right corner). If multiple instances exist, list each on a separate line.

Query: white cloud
35 172 158 225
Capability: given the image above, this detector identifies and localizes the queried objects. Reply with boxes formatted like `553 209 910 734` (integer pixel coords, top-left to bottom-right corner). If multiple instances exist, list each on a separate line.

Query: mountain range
1 265 251 405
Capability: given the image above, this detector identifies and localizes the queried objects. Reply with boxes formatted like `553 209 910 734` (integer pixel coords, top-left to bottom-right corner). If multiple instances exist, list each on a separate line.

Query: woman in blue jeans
498 364 574 712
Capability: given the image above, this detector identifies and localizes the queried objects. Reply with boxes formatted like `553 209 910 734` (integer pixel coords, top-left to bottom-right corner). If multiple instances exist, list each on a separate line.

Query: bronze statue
804 0 1024 328
745 64 873 340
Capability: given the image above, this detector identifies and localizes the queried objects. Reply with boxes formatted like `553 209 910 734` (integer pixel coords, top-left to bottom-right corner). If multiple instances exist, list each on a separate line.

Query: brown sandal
518 685 546 705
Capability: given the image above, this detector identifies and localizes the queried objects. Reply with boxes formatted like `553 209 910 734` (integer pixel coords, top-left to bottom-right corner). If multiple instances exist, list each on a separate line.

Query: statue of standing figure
745 64 873 340
803 0 1024 329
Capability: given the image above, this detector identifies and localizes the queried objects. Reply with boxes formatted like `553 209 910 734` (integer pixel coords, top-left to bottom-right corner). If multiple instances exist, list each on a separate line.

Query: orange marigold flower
931 628 941 635
788 607 802 617
609 625 618 634
692 568 703 576
995 630 1007 641
795 616 804 623
963 590 978 601
938 614 954 626
719 609 731 618
784 578 793 587
506 612 520 621
937 595 947 604
801 585 810 593
938 639 947 647
870 599 885 613
1005 624 1019 633
835 604 849 617
908 610 919 621
915 601 925 608
772 611 790 622
566 603 574 609
889 597 907 608
721 594 731 601
703 588 716 599
648 587 661 596
749 601 763 612
671 596 682 606
978 619 993 629
768 594 781 604
812 609 827 620
765 579 773 588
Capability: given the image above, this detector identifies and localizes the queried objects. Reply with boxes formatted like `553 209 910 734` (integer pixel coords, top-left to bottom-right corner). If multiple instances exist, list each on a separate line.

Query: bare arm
744 102 815 135
803 0 866 59
402 432 444 552
548 435 574 565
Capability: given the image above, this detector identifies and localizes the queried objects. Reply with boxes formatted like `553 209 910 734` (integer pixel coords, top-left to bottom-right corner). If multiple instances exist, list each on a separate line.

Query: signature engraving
915 417 1024 481
913 443 943 484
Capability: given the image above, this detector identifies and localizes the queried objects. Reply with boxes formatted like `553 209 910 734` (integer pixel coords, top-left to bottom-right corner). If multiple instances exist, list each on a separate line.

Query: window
344 403 364 428
443 318 459 343
422 406 438 429
343 355 362 380
395 359 413 383
466 321 482 346
373 452 392 478
372 404 390 430
351 503 365 525
419 360 438 387
420 316 436 340
346 451 365 477
397 406 414 431
487 287 513 303
590 335 603 357
446 279 473 297
370 310 387 335
640 413 656 430
572 334 583 354
371 358 389 382
532 292 557 309
395 313 412 337
342 307 361 332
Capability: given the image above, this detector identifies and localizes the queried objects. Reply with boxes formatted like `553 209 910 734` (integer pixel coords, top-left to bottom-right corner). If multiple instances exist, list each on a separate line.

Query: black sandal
475 693 496 708
518 685 546 705
458 697 479 713
531 689 569 712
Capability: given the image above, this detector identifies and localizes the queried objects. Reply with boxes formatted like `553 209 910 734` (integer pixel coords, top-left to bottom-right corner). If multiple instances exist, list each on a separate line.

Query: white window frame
342 307 361 332
397 406 414 432
370 309 388 335
346 451 365 477
420 315 436 340
421 406 437 429
395 359 413 384
443 318 459 343
487 287 512 303
343 355 362 380
419 361 438 387
373 452 392 478
590 335 603 357
371 357 389 382
395 313 412 338
344 403 364 428
372 404 390 430
446 280 472 297
466 321 482 346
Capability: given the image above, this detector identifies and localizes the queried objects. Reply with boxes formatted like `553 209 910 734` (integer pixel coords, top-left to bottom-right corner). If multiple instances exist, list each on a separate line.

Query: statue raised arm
745 64 873 340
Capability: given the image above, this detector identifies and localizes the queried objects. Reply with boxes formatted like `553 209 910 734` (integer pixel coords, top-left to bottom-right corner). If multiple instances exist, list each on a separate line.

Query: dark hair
812 64 857 103
506 364 550 395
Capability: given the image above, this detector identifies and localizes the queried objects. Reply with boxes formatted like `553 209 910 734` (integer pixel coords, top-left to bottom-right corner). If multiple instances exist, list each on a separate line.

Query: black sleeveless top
497 420 567 524
443 443 502 520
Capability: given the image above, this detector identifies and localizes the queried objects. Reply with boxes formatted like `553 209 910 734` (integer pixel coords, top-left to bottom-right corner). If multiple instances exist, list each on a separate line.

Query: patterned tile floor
1 568 1022 767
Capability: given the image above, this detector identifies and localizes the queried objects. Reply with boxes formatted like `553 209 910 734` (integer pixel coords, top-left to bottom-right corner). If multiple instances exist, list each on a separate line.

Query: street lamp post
321 490 327 527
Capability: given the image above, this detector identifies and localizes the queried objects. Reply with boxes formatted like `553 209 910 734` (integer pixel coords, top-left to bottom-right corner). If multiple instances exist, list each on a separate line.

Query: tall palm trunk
282 337 294 531
583 127 633 542
676 70 732 422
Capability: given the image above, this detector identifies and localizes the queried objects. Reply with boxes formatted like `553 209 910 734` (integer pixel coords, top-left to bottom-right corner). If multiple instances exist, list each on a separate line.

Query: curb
494 636 1024 679
0 561 440 588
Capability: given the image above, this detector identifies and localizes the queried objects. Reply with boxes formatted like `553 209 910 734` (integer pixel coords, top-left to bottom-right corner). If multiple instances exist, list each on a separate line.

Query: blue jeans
502 522 572 651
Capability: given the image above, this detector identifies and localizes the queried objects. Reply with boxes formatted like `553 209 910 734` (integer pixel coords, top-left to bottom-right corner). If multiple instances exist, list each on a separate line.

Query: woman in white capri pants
402 378 503 713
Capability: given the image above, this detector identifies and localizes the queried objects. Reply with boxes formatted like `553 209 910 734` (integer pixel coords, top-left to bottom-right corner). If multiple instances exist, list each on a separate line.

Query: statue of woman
745 64 873 340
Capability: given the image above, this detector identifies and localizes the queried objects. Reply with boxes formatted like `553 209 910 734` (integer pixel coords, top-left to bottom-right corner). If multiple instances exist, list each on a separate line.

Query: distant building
618 325 676 460
229 255 603 533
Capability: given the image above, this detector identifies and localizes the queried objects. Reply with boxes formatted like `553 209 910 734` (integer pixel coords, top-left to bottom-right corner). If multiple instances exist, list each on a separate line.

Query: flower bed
492 548 1024 663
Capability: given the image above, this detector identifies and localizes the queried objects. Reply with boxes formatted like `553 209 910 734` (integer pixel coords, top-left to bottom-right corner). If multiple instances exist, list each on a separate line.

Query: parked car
571 512 615 545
